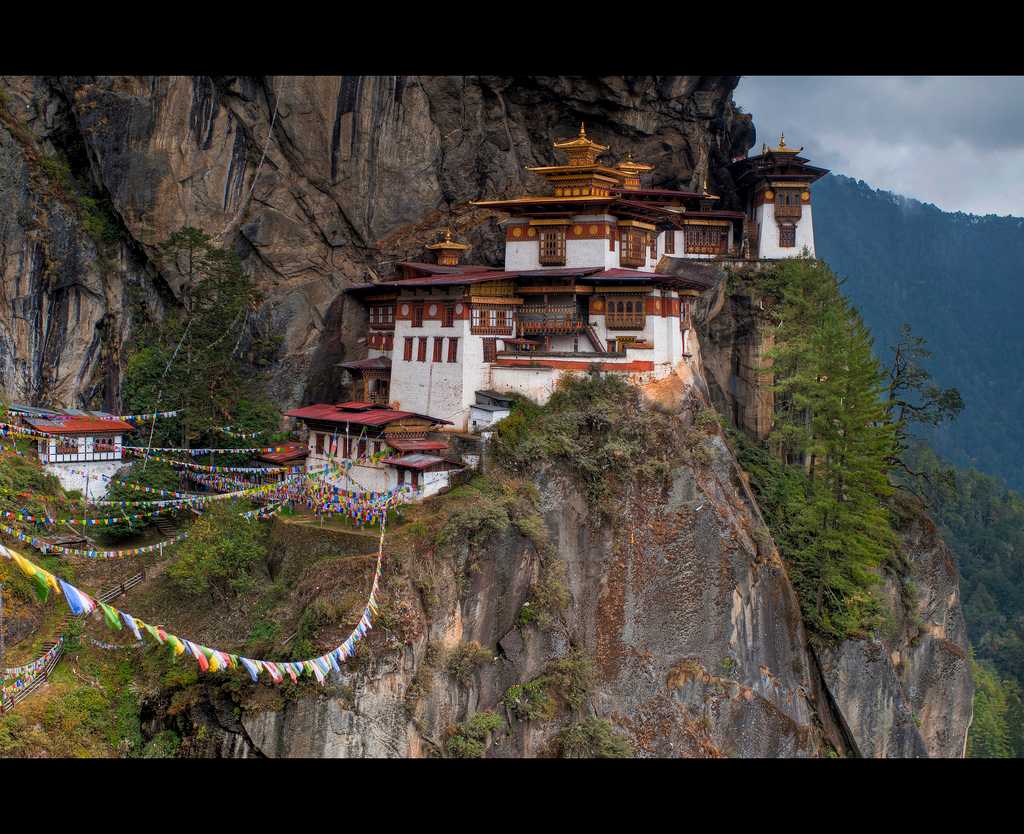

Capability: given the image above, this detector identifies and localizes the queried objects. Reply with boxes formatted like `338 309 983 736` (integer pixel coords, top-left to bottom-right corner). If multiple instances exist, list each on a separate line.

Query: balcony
604 314 646 330
518 305 583 335
774 203 802 219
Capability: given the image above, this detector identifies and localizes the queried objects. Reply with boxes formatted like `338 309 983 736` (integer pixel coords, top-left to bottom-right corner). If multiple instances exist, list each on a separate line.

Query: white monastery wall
755 203 815 259
45 460 123 501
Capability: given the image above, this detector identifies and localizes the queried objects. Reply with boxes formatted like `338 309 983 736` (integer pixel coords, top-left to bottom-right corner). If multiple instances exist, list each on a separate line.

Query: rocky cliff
1 75 974 757
0 75 752 408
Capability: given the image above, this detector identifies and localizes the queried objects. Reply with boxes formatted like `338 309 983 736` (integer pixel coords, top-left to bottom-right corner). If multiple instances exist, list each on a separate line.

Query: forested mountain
813 174 1024 491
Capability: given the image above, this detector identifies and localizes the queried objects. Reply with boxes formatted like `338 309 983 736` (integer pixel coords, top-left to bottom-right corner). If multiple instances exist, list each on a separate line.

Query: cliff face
0 75 752 408
160 372 838 759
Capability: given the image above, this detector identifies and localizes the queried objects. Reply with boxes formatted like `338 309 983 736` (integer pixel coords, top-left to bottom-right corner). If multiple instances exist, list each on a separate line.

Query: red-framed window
403 337 413 361
482 338 497 363
417 337 428 362
664 230 675 254
442 304 455 328
411 303 424 328
447 337 459 362
432 337 443 363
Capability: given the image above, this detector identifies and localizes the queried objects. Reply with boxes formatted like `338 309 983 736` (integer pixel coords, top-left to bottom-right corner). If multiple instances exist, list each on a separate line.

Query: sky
733 76 1024 218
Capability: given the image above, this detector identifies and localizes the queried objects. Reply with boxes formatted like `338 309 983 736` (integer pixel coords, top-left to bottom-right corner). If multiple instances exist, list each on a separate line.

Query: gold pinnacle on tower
426 227 470 266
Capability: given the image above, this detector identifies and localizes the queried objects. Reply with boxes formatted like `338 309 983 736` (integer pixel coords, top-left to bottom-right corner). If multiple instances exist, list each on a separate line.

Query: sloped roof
285 404 451 427
257 443 309 464
25 416 135 435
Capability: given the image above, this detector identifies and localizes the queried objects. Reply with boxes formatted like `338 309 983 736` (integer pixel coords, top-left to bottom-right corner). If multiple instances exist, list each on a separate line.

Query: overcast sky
734 76 1024 217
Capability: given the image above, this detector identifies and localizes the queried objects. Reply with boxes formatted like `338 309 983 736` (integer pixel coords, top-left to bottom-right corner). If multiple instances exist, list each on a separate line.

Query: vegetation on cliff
734 259 898 641
122 227 281 449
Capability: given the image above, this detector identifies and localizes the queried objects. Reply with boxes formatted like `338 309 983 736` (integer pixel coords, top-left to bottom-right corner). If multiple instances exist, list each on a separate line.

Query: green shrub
492 374 681 517
544 649 594 712
168 500 268 600
502 678 556 722
555 718 633 758
141 730 181 758
445 710 505 758
446 641 492 684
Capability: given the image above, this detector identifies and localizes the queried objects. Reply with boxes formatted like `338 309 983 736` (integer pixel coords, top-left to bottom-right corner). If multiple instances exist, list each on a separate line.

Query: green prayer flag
30 570 50 603
99 602 123 631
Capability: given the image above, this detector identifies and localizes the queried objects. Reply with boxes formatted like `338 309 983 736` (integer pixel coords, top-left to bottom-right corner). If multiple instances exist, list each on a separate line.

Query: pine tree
763 259 897 640
122 227 280 450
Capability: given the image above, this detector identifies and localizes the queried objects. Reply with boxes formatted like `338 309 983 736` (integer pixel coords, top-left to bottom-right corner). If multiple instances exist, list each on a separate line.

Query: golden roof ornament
769 132 803 154
701 176 720 200
426 228 470 265
552 122 609 167
426 228 470 251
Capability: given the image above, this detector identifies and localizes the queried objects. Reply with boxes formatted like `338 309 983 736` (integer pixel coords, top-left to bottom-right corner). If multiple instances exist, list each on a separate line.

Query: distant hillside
813 174 1024 491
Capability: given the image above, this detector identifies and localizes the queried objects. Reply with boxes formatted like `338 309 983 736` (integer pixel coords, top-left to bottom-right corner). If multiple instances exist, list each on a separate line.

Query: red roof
395 262 493 276
386 439 449 453
284 403 451 427
257 443 309 464
25 416 135 435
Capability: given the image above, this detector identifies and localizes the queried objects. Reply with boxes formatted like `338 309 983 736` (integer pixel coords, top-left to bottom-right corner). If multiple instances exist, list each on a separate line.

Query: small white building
11 406 136 501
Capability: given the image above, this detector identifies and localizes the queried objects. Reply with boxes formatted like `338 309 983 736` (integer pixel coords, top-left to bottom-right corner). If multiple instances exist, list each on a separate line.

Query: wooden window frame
538 227 566 266
619 229 645 267
403 336 414 361
411 302 424 328
664 230 675 255
432 336 443 363
778 224 796 248
417 336 428 362
684 225 727 256
315 433 325 455
447 337 459 363
482 338 498 363
442 304 455 328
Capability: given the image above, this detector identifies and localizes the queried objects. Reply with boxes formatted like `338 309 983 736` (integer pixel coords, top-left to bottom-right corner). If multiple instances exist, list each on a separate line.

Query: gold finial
444 227 454 243
768 132 802 154
579 122 587 138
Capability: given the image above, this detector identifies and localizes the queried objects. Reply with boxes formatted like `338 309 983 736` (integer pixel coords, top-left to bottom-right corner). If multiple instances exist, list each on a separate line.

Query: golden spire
768 132 803 154
426 227 470 265
552 121 609 167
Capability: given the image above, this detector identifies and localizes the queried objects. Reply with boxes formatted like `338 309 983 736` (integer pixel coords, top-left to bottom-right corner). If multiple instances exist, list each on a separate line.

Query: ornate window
411 302 424 328
471 306 513 336
447 337 459 363
778 224 796 248
619 229 645 267
369 304 394 330
538 227 566 266
403 337 413 362
482 338 498 363
664 230 675 255
417 336 428 362
649 233 658 260
684 224 726 255
604 296 646 330
442 304 455 328
774 189 802 219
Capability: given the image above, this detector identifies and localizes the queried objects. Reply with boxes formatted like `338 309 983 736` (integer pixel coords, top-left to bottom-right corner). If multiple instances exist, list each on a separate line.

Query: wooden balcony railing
774 204 802 219
518 305 582 335
605 314 646 330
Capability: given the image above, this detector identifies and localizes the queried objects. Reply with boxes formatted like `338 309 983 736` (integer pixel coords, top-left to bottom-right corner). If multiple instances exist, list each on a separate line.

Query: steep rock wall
0 75 752 409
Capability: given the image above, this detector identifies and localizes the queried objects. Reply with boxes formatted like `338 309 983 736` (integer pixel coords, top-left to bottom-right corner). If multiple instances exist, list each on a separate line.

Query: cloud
734 76 1024 217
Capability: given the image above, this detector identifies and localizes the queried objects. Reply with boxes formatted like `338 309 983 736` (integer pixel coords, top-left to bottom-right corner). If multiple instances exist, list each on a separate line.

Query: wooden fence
1 571 144 713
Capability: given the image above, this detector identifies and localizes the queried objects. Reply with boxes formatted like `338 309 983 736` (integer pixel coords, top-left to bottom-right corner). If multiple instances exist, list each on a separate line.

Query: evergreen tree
761 259 897 640
122 227 280 450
